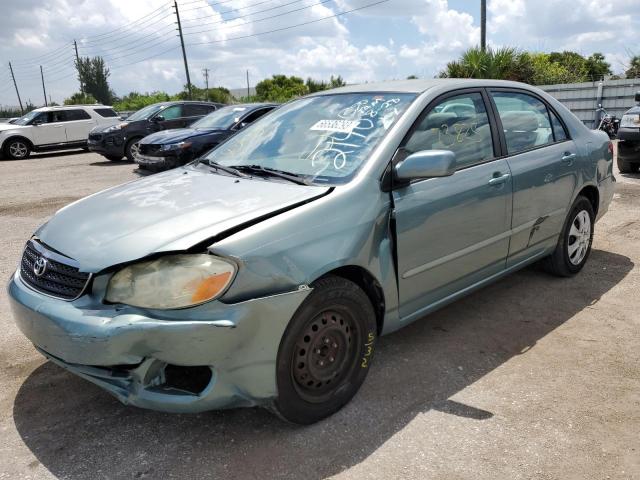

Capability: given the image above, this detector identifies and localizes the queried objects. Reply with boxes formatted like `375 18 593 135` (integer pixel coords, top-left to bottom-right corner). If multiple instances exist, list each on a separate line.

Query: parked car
87 101 222 161
8 79 614 424
0 105 120 160
616 91 640 173
136 103 277 171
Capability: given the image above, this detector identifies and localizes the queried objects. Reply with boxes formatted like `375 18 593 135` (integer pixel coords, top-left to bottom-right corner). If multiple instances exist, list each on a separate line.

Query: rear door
392 89 513 319
488 89 577 266
63 109 95 142
155 104 184 129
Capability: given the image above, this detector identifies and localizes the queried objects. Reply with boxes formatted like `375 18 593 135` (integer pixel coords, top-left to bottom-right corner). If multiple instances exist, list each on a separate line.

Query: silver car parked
8 79 615 424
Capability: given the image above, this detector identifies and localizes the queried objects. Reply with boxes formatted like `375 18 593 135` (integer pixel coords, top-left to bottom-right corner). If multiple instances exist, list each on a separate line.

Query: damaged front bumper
8 270 310 413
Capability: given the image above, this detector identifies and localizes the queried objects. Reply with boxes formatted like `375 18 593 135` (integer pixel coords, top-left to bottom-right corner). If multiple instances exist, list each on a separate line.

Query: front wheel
104 154 124 161
124 138 141 162
542 196 594 277
272 276 377 424
4 138 31 160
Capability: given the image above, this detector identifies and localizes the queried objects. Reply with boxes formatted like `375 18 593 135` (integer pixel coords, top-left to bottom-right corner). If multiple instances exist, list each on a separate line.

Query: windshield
126 104 166 121
12 110 42 126
204 93 416 184
192 106 248 129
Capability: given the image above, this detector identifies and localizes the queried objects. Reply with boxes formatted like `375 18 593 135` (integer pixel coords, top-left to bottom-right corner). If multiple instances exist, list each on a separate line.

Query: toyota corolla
8 79 614 424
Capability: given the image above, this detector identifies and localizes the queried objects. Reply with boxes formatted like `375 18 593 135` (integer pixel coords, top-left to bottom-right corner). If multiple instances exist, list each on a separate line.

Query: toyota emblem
33 257 48 277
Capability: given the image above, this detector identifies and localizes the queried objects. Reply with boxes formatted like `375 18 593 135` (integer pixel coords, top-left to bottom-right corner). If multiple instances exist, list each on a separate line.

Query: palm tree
625 56 640 79
440 46 530 81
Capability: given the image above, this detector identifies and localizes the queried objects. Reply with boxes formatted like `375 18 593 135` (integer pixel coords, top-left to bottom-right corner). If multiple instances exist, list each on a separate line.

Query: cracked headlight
105 254 235 309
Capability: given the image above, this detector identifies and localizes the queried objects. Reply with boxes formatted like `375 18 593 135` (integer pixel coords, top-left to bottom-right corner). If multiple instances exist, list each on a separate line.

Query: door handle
561 152 576 165
488 173 510 186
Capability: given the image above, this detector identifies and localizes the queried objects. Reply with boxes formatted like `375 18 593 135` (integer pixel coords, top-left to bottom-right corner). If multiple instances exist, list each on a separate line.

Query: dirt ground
0 149 638 480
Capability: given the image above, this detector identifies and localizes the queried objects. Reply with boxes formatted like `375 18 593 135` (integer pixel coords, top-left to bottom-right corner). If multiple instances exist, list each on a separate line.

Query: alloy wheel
9 141 28 158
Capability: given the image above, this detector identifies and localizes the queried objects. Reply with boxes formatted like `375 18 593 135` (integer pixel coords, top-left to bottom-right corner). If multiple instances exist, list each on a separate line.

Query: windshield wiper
196 159 248 178
228 165 314 186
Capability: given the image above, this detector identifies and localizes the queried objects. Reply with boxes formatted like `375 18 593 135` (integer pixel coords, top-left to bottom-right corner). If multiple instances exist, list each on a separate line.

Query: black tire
3 138 31 160
124 137 142 162
617 157 639 173
272 275 377 424
104 154 124 161
542 196 595 277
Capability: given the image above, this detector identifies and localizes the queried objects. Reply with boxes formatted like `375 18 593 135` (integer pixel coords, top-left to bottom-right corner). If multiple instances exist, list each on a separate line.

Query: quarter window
491 91 555 154
404 92 494 169
183 104 215 116
94 108 118 118
549 109 568 141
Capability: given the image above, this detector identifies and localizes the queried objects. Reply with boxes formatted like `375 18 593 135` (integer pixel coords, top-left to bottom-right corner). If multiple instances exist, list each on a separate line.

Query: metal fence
539 78 640 128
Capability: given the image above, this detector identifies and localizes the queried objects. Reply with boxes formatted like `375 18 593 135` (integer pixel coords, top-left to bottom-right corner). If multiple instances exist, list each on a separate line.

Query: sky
0 0 638 107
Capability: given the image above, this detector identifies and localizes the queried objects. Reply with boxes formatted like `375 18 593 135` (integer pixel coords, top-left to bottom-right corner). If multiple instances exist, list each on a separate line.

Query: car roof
309 78 544 95
219 102 277 109
34 105 111 112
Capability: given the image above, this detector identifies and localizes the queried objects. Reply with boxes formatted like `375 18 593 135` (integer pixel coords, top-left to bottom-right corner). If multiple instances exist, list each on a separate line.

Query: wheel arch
577 184 599 217
2 135 34 153
316 265 386 336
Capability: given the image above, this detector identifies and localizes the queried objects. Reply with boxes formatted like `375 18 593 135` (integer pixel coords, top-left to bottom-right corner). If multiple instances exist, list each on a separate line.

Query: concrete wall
539 78 640 128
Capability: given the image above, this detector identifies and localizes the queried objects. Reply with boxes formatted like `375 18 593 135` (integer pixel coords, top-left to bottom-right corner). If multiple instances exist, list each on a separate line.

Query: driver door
31 111 67 146
392 89 513 319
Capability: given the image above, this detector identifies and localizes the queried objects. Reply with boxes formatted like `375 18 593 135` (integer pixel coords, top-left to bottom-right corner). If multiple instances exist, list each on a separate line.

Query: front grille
88 133 103 142
20 241 91 300
139 144 162 155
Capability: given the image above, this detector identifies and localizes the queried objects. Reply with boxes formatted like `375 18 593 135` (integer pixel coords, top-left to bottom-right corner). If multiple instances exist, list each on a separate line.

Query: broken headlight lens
105 254 235 309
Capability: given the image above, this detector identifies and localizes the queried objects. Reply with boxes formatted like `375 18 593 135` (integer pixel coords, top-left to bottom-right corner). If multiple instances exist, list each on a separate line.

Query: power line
183 0 333 36
81 4 171 41
78 25 176 57
79 12 174 47
181 0 294 23
186 0 389 47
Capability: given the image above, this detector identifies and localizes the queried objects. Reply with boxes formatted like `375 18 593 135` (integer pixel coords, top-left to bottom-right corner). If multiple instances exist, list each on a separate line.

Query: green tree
64 92 98 105
255 75 308 102
547 51 588 80
174 84 232 103
525 53 575 85
305 75 346 93
75 56 114 104
585 53 612 80
112 91 171 111
439 46 531 82
625 56 640 78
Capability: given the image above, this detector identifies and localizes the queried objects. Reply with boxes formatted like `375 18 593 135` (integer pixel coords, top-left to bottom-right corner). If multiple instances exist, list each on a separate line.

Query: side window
48 111 67 123
159 105 182 120
549 109 568 142
32 112 49 124
241 107 273 125
404 92 494 169
65 109 91 121
94 108 118 118
183 104 213 117
491 91 554 154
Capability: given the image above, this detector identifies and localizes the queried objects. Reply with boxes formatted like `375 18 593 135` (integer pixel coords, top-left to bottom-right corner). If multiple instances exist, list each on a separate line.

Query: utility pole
246 69 250 98
202 67 209 100
8 62 23 114
173 0 192 99
73 39 83 94
480 0 486 51
40 65 48 106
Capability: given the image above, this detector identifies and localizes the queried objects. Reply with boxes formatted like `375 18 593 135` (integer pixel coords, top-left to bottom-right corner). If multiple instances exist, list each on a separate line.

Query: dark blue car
135 103 277 171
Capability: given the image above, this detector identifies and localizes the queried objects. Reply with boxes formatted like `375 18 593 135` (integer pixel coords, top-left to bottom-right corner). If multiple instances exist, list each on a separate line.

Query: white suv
0 105 121 160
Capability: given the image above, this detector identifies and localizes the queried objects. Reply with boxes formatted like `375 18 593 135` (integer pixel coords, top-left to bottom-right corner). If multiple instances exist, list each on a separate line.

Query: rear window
93 108 118 118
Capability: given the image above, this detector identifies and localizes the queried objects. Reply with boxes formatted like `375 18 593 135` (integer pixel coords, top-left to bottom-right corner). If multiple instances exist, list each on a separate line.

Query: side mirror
635 91 640 102
394 150 456 182
153 115 165 123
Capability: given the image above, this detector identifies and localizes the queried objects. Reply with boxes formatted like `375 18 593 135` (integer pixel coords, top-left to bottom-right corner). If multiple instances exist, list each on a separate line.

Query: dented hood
37 165 329 272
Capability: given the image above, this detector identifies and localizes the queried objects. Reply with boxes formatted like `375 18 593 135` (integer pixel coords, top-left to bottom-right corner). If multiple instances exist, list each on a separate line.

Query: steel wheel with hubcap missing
273 275 377 424
5 139 30 160
542 195 594 277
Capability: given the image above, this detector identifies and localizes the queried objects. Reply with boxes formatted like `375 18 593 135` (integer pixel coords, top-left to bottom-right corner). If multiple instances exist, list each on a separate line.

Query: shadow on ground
13 249 633 479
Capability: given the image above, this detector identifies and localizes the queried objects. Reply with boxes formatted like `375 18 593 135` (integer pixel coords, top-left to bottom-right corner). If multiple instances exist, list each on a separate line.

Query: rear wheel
4 138 31 160
272 276 377 424
124 138 141 161
104 154 124 161
542 196 594 277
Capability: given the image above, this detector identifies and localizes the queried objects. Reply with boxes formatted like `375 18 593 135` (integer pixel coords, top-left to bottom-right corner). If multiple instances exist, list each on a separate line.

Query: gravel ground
0 149 638 480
